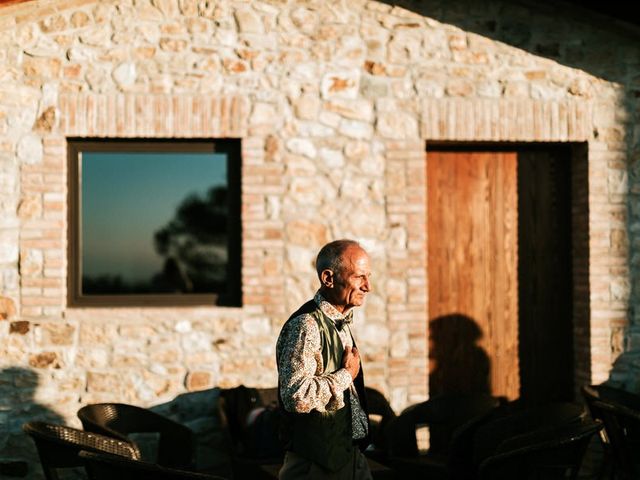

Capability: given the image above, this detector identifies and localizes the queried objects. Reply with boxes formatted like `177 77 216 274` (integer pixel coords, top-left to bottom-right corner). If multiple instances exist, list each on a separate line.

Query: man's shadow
1 367 64 477
387 314 494 458
397 313 493 456
428 313 492 397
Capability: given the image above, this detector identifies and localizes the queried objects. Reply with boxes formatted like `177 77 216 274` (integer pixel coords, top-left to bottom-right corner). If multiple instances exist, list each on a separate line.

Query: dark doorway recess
518 146 573 404
426 142 587 406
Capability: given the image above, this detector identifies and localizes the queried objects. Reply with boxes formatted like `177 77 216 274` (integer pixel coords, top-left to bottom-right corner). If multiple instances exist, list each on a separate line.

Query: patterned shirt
277 292 369 440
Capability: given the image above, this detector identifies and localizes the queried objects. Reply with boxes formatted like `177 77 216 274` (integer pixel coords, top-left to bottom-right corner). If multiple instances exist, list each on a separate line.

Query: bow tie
334 314 353 331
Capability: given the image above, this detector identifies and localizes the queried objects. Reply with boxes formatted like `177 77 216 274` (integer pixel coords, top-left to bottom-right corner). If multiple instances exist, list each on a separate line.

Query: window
67 139 241 307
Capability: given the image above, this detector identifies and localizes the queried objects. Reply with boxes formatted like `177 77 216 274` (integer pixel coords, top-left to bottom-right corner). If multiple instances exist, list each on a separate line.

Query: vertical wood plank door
427 151 520 401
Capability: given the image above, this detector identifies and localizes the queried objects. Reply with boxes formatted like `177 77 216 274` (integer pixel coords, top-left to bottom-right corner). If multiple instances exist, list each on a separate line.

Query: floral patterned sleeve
277 313 353 414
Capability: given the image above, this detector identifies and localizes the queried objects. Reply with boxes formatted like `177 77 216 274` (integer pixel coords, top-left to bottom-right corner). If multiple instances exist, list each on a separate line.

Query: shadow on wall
379 0 638 83
606 352 640 394
429 313 491 397
0 367 64 477
384 315 495 458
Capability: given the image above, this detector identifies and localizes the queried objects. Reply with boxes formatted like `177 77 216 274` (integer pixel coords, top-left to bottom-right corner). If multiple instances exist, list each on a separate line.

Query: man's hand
343 346 360 380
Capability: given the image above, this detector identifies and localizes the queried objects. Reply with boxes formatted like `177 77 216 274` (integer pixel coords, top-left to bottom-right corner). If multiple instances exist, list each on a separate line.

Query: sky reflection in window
81 151 227 294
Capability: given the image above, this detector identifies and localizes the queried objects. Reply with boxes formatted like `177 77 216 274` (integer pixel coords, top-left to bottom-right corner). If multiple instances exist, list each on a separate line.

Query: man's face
326 246 372 313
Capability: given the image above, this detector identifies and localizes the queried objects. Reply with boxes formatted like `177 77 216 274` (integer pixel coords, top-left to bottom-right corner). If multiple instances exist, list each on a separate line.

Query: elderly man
276 239 372 480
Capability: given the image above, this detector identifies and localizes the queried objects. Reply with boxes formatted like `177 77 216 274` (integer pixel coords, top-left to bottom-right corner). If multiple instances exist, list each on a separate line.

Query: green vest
278 300 368 472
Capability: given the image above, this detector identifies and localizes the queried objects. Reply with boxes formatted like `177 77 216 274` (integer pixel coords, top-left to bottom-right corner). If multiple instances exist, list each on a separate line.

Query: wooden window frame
67 138 242 308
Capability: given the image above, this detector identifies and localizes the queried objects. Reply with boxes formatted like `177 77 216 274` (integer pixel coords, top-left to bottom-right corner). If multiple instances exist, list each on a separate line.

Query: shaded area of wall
0 367 64 478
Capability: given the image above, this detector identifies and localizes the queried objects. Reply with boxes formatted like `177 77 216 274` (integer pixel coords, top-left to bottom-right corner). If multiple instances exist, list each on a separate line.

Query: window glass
68 140 241 306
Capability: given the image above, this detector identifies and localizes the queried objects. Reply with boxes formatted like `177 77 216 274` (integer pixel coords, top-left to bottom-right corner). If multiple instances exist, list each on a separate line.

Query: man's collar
314 291 354 329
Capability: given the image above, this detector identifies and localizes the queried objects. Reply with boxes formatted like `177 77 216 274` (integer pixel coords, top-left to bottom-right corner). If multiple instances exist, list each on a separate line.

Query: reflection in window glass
70 140 242 305
82 151 227 295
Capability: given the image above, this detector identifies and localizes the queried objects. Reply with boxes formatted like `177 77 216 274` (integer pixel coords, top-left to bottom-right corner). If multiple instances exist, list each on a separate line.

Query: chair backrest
77 402 195 469
445 402 506 479
581 384 607 432
79 450 226 480
582 383 640 436
364 387 396 454
472 401 586 467
218 385 283 461
591 399 640 480
386 393 501 458
23 421 140 480
477 420 603 480
582 384 640 410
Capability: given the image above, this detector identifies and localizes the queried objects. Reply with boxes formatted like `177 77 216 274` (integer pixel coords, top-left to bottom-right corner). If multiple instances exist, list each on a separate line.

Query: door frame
425 141 589 402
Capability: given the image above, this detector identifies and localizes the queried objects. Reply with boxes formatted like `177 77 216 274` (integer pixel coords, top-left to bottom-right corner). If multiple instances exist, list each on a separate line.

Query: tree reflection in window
83 185 229 295
152 185 229 293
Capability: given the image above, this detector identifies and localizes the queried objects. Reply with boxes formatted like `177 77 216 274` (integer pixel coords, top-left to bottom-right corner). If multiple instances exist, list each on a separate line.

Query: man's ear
320 269 334 288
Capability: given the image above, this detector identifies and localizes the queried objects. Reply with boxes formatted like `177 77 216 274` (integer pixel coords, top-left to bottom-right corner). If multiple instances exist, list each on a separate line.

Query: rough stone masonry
0 0 639 476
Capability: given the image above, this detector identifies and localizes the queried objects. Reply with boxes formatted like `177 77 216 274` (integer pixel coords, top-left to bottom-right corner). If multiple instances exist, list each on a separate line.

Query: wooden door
427 151 520 401
427 147 573 404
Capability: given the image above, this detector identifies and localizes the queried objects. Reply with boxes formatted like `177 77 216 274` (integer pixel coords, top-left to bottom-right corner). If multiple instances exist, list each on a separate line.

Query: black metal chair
590 399 640 480
218 385 283 480
23 421 140 480
382 393 502 479
582 384 640 411
77 402 195 470
582 383 640 479
363 387 397 462
471 401 587 468
388 393 502 457
79 450 227 480
477 420 603 480
444 401 509 480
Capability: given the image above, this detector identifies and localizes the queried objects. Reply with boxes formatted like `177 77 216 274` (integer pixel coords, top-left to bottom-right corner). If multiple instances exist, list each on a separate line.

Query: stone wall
0 0 638 477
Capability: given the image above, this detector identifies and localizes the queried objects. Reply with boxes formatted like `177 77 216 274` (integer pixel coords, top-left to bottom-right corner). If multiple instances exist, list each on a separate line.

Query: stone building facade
1 0 639 476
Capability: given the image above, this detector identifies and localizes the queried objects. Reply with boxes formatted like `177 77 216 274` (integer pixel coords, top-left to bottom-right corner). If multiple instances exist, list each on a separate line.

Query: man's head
316 239 371 314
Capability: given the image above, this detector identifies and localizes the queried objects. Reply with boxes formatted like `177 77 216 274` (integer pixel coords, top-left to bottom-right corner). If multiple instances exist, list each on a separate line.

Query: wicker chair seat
23 421 140 480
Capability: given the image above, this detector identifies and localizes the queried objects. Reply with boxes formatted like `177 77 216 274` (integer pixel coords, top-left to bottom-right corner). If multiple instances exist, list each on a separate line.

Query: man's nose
362 277 371 292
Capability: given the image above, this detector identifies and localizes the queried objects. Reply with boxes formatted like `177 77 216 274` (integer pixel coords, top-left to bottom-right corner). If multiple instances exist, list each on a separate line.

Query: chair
218 385 283 479
387 393 501 458
582 383 640 479
23 421 140 480
477 420 603 480
382 393 502 479
590 399 640 480
471 401 587 468
77 402 195 470
582 384 640 411
363 387 397 462
444 402 508 480
79 450 227 480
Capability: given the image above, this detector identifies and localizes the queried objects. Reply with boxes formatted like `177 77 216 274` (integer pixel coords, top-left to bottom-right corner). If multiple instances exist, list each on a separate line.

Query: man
276 239 372 480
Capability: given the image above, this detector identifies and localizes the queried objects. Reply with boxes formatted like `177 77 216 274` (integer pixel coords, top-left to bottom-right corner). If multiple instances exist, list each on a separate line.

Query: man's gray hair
315 239 362 277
